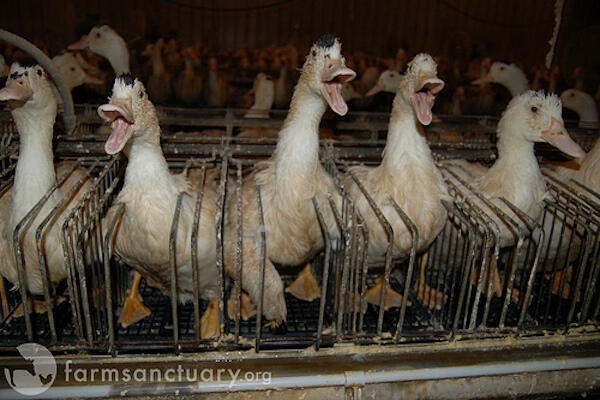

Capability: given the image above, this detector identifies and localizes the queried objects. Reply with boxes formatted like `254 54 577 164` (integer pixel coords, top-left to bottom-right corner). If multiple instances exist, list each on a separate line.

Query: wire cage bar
0 106 599 356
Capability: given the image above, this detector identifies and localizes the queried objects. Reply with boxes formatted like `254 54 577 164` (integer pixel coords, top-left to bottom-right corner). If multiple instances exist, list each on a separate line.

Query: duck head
0 63 56 114
52 52 103 90
300 34 356 116
499 91 586 159
397 53 444 126
366 69 402 97
473 62 528 95
97 74 158 155
560 89 598 122
69 25 125 57
69 25 129 74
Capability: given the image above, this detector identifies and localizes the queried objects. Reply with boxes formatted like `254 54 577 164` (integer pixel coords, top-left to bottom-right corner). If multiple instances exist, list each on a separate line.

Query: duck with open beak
320 57 356 115
97 96 135 155
410 72 444 126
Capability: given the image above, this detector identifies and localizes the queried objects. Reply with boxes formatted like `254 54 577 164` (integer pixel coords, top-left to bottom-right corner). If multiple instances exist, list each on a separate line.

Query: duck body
346 54 448 262
446 91 586 247
224 35 356 326
0 64 89 294
99 76 218 304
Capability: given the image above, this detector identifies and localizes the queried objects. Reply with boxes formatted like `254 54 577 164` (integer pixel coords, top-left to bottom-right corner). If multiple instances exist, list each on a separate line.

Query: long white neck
381 93 432 172
11 103 57 222
273 81 326 196
574 100 599 125
123 124 175 195
103 41 130 75
502 74 528 97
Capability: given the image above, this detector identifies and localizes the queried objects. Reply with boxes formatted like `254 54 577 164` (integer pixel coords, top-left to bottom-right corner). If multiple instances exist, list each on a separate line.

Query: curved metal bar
0 29 76 133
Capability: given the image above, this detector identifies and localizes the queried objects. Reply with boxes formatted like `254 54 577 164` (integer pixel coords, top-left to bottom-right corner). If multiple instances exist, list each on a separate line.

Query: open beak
0 77 34 102
365 82 384 97
68 35 90 51
320 59 356 116
98 99 135 155
541 117 587 160
410 76 444 126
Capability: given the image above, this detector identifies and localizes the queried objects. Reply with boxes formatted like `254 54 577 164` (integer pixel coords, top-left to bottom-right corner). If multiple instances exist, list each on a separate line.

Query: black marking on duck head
117 73 136 87
315 33 337 49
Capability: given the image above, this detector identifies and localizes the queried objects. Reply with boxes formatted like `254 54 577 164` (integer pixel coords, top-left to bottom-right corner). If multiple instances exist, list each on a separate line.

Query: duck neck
577 101 599 124
11 104 57 220
381 94 430 172
123 124 173 193
105 43 130 75
208 70 218 89
273 81 326 194
503 75 528 97
151 51 166 76
184 58 194 77
494 128 539 176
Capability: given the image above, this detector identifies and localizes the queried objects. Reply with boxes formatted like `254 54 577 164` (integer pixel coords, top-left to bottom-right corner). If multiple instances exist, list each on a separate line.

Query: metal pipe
0 29 76 134
7 355 600 399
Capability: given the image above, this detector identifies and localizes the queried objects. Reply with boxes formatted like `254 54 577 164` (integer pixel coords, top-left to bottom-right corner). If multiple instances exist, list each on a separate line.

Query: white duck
560 88 599 129
473 61 528 97
0 63 90 299
345 54 448 308
141 42 172 104
173 46 203 106
446 91 586 247
98 75 220 336
365 69 402 97
51 52 103 103
553 89 600 191
244 73 274 118
224 35 356 328
68 25 130 75
274 55 291 109
205 57 229 107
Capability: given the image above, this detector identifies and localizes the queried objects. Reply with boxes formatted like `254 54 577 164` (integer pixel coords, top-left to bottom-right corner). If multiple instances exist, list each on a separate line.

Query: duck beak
68 35 90 51
365 81 384 97
0 77 33 102
98 99 135 155
472 75 491 85
541 117 587 160
411 76 445 126
320 59 356 116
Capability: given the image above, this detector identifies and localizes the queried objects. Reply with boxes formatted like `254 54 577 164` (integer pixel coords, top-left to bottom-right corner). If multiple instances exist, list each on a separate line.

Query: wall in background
0 0 598 75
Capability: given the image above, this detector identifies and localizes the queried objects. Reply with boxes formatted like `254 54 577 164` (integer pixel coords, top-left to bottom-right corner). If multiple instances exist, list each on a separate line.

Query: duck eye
531 106 538 113
37 69 42 76
312 50 316 57
499 66 505 71
70 67 75 71
139 91 144 98
96 33 101 38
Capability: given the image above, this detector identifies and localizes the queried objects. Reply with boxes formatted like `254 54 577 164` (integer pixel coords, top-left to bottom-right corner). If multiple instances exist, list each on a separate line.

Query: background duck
141 41 172 105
